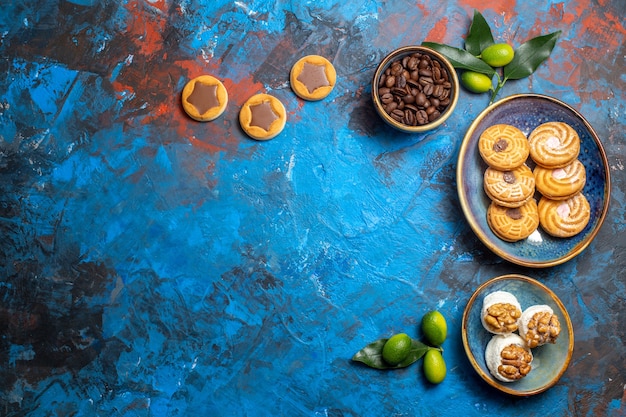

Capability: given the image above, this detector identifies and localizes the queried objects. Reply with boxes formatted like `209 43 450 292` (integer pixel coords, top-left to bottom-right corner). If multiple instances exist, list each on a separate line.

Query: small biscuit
528 122 580 168
239 93 287 140
478 124 530 170
181 75 228 121
487 199 539 242
538 193 591 238
483 164 536 208
290 55 336 101
534 159 586 200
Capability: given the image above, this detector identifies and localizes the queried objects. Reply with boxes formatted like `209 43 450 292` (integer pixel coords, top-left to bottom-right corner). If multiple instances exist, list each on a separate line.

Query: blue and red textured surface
0 0 624 416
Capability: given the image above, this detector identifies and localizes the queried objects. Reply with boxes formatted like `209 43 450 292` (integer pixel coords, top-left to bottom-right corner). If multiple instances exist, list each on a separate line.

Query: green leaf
503 31 561 80
351 338 430 369
422 42 496 77
465 10 494 56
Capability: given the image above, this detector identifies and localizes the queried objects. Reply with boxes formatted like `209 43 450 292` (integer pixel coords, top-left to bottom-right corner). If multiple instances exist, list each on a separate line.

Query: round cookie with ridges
487 199 539 242
181 75 228 121
483 164 535 208
239 93 287 140
533 159 586 200
478 124 530 170
290 55 336 101
528 121 580 168
537 193 591 238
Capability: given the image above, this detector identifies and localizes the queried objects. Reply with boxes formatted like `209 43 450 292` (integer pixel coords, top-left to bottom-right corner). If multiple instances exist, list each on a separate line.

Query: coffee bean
415 92 427 107
391 108 405 121
396 74 407 89
416 109 429 124
381 92 394 104
428 110 441 122
377 51 454 126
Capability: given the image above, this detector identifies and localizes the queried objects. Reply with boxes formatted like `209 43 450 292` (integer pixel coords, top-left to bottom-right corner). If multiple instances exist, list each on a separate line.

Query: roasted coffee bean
385 101 398 112
391 87 407 97
396 74 407 88
419 69 433 77
432 84 444 98
415 92 427 107
419 77 434 87
416 109 429 124
391 108 405 121
404 109 416 126
381 92 394 104
377 51 454 126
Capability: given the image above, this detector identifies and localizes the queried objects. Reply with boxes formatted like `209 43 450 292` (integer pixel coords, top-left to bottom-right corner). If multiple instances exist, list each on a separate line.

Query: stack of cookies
478 122 590 242
529 122 590 238
479 124 539 242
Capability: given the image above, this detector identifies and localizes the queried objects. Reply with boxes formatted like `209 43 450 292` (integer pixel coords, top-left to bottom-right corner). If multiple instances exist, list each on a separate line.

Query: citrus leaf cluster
422 9 561 104
351 337 430 370
352 310 447 385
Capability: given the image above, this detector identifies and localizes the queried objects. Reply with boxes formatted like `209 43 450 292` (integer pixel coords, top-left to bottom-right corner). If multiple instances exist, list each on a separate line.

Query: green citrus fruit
461 71 493 93
382 333 412 365
423 349 447 384
421 310 447 346
481 43 515 67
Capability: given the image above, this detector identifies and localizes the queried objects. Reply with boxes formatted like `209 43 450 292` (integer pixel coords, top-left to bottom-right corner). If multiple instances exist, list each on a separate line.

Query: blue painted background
0 0 624 416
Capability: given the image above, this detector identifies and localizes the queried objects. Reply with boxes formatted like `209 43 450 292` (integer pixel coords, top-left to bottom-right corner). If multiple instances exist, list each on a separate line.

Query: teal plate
457 94 611 267
462 274 574 396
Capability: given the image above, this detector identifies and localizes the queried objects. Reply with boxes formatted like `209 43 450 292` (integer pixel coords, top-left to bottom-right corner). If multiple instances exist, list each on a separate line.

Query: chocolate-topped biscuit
239 93 287 140
181 75 228 121
478 124 529 170
487 199 539 242
290 55 336 101
483 164 535 208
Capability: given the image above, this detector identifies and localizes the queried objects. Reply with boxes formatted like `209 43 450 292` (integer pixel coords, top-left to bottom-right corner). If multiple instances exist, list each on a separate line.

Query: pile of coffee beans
377 52 453 126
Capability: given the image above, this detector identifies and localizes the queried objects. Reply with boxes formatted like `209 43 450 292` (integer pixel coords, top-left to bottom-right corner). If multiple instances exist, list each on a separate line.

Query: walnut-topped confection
519 305 561 348
485 334 533 382
481 291 522 334
498 343 533 380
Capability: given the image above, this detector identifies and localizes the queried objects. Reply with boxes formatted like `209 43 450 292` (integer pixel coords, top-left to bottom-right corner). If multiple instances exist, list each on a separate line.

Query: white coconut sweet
519 304 561 348
480 290 523 334
485 333 533 382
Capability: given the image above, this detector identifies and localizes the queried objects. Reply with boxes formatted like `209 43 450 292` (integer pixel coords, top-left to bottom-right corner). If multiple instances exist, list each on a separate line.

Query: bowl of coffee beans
372 45 459 132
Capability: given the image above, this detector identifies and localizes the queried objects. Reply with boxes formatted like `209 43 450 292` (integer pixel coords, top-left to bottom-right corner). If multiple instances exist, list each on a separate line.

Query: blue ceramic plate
462 274 574 396
457 94 611 267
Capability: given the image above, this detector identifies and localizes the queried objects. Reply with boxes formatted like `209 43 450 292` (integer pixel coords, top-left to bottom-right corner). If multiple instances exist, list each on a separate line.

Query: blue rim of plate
461 274 574 396
457 94 611 267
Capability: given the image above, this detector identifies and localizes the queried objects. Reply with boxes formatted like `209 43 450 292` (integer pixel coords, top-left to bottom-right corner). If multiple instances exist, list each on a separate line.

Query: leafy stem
489 72 503 105
422 10 561 106
351 338 442 370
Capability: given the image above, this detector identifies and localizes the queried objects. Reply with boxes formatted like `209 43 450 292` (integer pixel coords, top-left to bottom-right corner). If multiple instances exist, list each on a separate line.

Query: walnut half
498 344 533 380
485 333 534 383
484 303 522 333
520 306 561 348
481 291 522 334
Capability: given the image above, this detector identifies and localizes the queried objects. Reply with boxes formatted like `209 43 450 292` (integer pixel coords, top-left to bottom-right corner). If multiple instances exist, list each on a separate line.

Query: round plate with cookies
457 94 611 267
